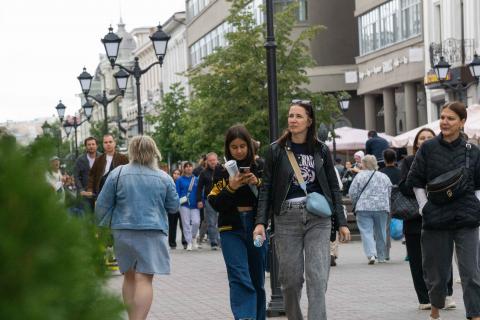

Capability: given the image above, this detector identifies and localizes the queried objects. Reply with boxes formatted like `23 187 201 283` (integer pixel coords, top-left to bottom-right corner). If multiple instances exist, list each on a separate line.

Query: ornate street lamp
55 101 92 158
433 56 452 81
339 97 350 112
432 55 479 104
77 67 124 135
55 100 67 122
101 23 170 134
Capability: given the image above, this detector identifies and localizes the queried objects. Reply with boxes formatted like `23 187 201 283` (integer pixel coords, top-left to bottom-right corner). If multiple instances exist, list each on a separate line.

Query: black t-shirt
286 142 323 200
380 166 401 185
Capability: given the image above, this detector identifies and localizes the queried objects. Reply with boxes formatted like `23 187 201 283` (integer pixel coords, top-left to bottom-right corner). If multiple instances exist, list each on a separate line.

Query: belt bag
286 149 332 218
426 143 471 206
426 167 468 205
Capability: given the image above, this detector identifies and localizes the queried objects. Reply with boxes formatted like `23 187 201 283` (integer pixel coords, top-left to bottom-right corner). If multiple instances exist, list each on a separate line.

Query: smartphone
239 166 251 173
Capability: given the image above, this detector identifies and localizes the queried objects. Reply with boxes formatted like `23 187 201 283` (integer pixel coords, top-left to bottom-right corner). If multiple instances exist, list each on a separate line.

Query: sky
0 0 185 123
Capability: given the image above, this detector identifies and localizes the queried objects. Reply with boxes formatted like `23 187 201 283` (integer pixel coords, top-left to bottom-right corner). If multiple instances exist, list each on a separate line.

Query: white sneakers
368 256 376 265
419 303 431 310
186 243 193 251
443 296 456 309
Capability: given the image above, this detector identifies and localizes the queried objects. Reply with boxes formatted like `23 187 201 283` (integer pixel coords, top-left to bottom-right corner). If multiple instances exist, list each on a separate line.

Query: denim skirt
112 229 170 275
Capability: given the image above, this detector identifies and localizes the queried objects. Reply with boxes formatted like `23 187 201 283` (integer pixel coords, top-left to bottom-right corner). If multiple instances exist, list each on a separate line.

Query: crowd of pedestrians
43 100 480 320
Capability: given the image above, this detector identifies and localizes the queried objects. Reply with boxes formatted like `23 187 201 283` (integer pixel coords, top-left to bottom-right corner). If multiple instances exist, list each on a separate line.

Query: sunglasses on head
291 99 312 106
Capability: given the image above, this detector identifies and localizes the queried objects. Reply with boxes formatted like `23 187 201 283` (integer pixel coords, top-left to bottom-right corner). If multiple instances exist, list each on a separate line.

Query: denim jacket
95 163 179 233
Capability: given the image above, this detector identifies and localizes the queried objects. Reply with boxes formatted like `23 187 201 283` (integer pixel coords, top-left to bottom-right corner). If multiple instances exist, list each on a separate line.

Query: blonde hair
128 135 162 169
362 154 378 170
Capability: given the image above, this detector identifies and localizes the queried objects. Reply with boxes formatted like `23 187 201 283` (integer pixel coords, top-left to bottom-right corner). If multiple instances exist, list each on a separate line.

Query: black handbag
426 143 471 205
391 182 420 220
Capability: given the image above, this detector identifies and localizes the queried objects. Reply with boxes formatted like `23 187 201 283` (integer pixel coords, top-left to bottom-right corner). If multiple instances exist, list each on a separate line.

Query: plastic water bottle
254 235 264 247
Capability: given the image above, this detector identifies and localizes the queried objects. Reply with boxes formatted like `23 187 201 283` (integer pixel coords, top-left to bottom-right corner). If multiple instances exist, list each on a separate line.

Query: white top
87 154 96 168
104 154 113 176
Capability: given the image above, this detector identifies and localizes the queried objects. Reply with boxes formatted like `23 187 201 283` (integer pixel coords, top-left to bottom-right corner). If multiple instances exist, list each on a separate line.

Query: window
358 0 421 55
273 0 308 22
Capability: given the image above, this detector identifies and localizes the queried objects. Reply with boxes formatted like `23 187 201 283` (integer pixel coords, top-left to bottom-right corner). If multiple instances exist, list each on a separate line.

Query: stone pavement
107 240 466 320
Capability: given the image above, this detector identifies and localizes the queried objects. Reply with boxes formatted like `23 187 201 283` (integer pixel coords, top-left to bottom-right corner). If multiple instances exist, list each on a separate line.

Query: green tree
147 82 189 163
0 136 124 320
181 0 340 157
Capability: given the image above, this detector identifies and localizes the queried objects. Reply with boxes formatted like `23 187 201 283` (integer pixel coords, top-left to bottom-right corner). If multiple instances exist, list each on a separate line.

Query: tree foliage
178 0 342 158
147 83 189 163
0 136 124 320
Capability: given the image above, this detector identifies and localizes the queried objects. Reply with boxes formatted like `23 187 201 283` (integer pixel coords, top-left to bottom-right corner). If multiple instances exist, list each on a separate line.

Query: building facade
185 0 362 129
423 0 480 122
354 0 428 135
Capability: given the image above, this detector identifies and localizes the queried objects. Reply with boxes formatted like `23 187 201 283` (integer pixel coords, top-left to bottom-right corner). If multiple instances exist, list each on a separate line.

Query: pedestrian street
107 240 466 320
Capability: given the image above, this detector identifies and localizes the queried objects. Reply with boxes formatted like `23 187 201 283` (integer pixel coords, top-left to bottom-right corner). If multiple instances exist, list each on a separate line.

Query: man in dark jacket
84 134 128 198
196 152 222 249
365 130 389 168
74 137 101 211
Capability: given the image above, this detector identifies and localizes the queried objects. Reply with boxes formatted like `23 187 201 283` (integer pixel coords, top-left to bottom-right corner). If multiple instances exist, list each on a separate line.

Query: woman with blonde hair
349 154 392 264
96 135 179 320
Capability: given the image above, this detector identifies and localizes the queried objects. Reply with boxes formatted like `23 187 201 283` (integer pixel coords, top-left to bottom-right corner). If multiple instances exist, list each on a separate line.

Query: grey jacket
74 152 101 192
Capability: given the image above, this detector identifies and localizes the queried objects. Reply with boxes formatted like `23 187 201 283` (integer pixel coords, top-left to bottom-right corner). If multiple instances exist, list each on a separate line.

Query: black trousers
168 212 187 248
405 233 453 305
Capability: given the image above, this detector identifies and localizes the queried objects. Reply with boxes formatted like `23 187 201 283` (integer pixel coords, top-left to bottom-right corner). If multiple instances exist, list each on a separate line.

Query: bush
0 137 124 320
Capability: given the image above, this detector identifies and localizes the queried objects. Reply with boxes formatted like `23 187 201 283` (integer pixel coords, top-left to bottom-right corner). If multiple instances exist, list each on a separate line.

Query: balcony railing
429 38 476 68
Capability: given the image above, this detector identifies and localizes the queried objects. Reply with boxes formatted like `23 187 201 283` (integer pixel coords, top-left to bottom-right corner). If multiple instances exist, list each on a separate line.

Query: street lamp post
100 24 170 135
77 68 124 135
264 0 284 316
331 97 350 161
55 100 93 158
433 55 480 104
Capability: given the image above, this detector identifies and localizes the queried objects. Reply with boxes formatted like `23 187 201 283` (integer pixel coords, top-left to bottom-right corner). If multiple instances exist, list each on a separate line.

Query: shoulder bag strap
352 170 376 211
110 166 124 227
186 176 195 198
466 143 472 169
286 149 308 196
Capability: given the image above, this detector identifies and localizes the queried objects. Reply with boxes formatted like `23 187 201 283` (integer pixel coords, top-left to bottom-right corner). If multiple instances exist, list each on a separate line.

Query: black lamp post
101 24 170 135
77 67 124 135
331 97 350 161
55 100 93 158
433 54 480 104
264 0 284 316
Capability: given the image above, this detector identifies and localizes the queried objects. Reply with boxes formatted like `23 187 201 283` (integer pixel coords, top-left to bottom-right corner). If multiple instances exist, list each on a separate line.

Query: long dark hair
413 128 436 154
277 101 319 154
224 124 255 165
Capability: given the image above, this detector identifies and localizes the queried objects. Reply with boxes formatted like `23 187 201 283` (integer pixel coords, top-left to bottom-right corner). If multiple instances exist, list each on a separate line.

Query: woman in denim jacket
96 136 179 320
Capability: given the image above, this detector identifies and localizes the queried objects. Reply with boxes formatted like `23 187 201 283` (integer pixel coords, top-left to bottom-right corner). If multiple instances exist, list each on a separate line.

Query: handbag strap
110 165 124 227
286 149 308 196
466 143 471 169
353 170 376 210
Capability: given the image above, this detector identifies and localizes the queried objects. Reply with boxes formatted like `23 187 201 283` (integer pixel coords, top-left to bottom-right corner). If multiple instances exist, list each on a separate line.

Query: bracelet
226 185 236 193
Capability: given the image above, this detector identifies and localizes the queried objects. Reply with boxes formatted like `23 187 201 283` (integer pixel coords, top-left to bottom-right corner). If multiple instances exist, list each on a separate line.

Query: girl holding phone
208 124 266 320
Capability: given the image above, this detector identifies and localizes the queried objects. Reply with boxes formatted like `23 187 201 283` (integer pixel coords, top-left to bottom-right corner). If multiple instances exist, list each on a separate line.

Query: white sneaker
368 256 376 265
186 243 193 251
443 296 456 309
419 303 431 310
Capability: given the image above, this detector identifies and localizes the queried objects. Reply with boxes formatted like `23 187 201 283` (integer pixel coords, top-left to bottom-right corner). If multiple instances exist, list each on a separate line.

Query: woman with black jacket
208 124 266 320
407 101 480 320
253 100 350 320
401 128 455 311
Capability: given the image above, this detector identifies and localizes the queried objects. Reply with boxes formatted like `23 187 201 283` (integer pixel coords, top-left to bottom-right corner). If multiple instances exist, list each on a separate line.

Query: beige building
186 0 362 129
355 0 428 135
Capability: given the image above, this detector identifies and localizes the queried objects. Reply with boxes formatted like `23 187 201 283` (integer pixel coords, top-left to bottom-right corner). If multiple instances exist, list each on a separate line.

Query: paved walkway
108 240 466 320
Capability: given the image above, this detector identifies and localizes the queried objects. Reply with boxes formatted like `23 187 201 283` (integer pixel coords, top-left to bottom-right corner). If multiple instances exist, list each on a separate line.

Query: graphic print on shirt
293 154 316 185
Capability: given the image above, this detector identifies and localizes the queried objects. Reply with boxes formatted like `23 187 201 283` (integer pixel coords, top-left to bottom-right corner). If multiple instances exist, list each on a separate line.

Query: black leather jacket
255 139 347 228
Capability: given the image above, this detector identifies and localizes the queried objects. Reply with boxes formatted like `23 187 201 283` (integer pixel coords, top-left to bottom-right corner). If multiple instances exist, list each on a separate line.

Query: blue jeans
205 201 219 246
220 211 267 320
356 210 388 260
